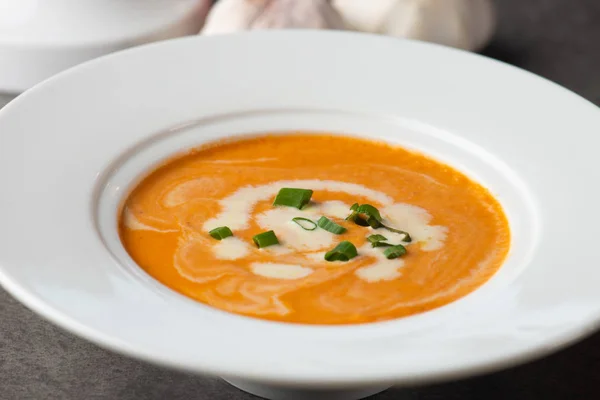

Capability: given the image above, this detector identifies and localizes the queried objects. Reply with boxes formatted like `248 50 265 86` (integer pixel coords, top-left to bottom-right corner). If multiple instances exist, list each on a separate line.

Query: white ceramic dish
1 31 600 400
0 0 210 92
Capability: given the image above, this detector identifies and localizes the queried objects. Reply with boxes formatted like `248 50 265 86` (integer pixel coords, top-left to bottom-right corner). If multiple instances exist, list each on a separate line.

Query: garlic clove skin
333 0 496 51
201 0 266 35
460 0 496 51
331 0 398 34
252 0 347 30
202 0 347 35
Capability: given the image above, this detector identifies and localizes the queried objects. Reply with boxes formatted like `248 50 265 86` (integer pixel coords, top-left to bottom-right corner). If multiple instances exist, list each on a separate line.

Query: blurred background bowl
0 0 211 93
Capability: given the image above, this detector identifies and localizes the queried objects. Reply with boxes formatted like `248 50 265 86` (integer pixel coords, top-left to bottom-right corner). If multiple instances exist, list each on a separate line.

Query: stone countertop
2 0 600 398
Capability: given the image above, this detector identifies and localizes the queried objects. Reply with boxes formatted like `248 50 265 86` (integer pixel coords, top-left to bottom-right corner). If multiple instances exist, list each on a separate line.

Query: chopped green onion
368 234 392 248
348 213 380 228
346 203 382 228
273 188 313 209
346 203 412 242
383 244 407 259
381 224 412 242
209 226 233 240
345 203 359 221
367 217 382 229
372 241 393 248
292 217 317 231
324 241 358 262
317 216 347 234
367 234 387 243
352 215 370 226
253 230 279 248
355 204 382 222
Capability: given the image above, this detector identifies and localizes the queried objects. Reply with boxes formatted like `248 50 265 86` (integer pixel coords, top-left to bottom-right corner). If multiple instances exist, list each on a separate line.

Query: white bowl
0 0 210 92
1 31 600 400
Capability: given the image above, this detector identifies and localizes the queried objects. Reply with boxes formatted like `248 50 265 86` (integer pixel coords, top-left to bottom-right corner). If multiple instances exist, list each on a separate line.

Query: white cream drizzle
380 204 448 251
162 177 224 208
356 263 403 282
310 200 351 219
203 180 393 231
123 208 177 233
262 244 294 255
251 263 313 280
256 207 336 252
355 244 404 282
212 237 250 260
305 251 330 264
200 179 447 283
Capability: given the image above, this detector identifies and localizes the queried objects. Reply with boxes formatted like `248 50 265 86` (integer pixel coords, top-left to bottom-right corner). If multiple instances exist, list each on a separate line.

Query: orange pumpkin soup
119 134 510 325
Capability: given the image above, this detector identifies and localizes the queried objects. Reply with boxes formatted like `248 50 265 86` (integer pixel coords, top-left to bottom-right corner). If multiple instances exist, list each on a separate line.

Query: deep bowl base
223 378 391 400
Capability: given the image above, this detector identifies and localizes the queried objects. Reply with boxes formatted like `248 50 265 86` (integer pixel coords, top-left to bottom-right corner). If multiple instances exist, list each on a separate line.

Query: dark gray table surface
2 0 600 399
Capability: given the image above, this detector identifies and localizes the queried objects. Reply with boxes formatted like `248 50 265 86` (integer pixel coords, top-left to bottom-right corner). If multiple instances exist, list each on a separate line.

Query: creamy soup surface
119 134 510 325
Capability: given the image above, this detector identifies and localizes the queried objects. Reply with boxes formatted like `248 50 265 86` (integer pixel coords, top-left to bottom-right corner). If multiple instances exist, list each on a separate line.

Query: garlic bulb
332 0 496 51
201 0 347 35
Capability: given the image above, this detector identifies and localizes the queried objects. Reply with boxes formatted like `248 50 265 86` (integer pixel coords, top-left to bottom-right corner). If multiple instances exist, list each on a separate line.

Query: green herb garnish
346 203 381 227
273 188 313 209
367 234 392 247
366 234 390 247
367 217 382 228
209 226 233 240
345 203 360 221
292 217 317 231
317 216 347 234
352 215 371 226
383 244 407 259
372 241 393 248
367 234 388 243
253 230 279 248
324 241 358 262
355 204 382 222
346 203 412 242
